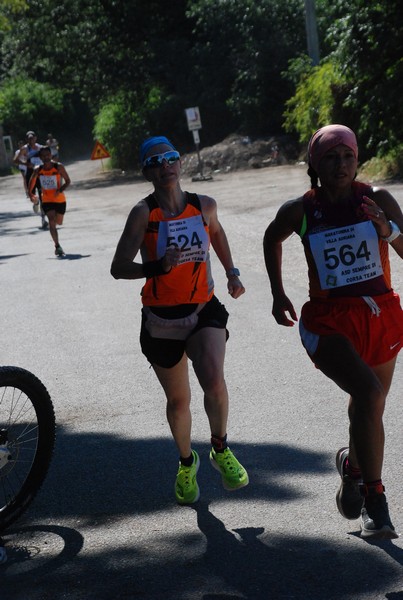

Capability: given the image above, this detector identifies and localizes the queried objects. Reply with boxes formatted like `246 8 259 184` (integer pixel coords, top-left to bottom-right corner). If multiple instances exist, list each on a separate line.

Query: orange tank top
141 192 214 306
38 163 66 203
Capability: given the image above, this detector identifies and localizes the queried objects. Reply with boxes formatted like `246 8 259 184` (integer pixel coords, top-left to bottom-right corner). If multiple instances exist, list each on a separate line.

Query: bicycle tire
0 366 55 532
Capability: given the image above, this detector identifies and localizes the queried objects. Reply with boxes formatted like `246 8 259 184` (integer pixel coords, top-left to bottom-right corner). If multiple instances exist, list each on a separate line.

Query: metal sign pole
185 106 212 181
193 130 204 178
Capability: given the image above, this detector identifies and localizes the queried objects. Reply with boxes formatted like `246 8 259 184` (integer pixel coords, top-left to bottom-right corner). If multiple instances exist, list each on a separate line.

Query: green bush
283 61 347 144
93 87 163 170
0 76 68 141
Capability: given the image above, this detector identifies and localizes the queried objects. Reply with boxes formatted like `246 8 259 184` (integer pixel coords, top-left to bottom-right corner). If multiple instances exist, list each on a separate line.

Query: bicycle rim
0 366 55 531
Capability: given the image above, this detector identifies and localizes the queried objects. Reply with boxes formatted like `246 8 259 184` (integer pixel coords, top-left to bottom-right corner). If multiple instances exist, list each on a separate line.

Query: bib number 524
167 231 203 252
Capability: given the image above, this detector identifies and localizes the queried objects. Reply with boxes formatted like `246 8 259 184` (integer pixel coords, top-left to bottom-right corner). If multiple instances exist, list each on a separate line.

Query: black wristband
143 258 171 278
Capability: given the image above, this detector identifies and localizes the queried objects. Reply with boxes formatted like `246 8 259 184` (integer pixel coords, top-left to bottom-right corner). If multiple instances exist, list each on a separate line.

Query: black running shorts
42 202 66 215
140 295 229 368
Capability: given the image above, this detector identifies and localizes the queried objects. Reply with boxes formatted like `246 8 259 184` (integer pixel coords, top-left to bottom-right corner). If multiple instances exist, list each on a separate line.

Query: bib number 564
324 240 371 269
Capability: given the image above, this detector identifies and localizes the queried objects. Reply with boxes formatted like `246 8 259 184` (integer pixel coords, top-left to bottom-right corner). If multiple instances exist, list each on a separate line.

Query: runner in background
20 131 48 229
46 133 59 161
263 124 403 540
13 140 29 197
28 146 71 257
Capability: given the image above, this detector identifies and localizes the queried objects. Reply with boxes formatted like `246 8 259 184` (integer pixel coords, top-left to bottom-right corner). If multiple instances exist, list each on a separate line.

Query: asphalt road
1 160 403 600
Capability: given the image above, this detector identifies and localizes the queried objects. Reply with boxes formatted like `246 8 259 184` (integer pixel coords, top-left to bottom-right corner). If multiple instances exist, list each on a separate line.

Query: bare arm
263 198 304 326
28 167 39 200
14 147 27 166
362 188 403 259
57 164 71 194
110 200 178 280
110 201 152 279
13 150 21 167
200 194 245 299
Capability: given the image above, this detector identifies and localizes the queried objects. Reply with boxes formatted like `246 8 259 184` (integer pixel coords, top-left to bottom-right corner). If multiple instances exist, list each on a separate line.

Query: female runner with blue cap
111 135 249 504
263 124 403 539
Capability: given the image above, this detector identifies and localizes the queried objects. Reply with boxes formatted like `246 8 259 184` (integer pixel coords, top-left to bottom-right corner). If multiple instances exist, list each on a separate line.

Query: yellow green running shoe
175 450 200 504
209 447 249 491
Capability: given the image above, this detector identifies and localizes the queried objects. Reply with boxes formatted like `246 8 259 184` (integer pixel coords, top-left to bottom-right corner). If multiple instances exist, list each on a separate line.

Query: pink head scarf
308 124 358 172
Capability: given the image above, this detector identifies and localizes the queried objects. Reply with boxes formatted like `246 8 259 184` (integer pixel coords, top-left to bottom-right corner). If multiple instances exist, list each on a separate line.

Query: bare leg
186 327 228 438
46 211 65 248
313 334 394 483
21 172 29 195
347 357 396 475
153 354 192 458
46 210 59 246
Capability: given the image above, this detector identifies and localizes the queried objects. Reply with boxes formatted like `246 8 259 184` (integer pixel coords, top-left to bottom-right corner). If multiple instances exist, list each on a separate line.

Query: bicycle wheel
0 366 55 532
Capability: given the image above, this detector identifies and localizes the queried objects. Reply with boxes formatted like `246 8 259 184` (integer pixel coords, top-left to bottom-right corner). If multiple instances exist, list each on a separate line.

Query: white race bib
39 174 57 190
157 215 209 264
309 221 383 289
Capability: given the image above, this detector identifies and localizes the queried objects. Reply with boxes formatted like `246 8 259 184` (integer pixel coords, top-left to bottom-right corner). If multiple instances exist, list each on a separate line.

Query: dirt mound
180 133 301 178
64 133 302 184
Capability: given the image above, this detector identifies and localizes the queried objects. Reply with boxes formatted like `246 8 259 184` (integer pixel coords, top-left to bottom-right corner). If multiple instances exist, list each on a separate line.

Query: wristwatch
382 220 401 243
226 267 240 278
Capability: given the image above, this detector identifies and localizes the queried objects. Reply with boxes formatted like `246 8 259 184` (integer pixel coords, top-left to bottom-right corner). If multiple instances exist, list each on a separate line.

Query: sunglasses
143 150 180 168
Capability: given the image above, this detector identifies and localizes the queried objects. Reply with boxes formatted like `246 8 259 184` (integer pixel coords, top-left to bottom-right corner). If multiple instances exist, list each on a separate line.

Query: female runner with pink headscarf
263 124 403 539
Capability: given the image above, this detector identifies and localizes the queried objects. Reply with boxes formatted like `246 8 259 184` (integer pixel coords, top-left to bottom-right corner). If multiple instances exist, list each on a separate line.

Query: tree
283 60 348 144
8 0 403 169
282 0 403 162
321 0 403 156
93 87 164 170
186 0 306 137
0 76 68 139
0 0 196 160
0 0 192 110
0 0 27 31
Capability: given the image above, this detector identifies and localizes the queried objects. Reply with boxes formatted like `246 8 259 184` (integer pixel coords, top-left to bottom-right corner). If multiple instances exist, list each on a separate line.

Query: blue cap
139 136 176 164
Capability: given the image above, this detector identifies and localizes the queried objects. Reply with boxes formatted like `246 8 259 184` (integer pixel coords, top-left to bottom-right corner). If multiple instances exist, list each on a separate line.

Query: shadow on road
3 524 83 581
0 253 30 264
71 172 143 191
51 253 92 261
0 210 37 236
2 428 403 599
194 502 403 600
